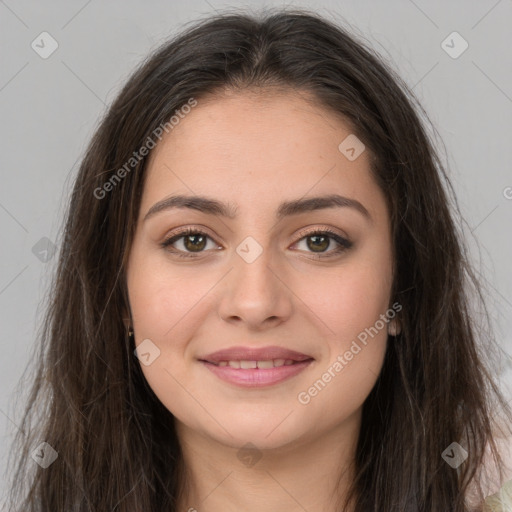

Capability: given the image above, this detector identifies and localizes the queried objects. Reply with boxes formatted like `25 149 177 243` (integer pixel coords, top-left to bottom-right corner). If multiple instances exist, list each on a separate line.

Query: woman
6 8 512 511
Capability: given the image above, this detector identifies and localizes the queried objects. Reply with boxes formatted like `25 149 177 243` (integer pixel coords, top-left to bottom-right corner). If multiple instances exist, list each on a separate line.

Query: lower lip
201 360 313 387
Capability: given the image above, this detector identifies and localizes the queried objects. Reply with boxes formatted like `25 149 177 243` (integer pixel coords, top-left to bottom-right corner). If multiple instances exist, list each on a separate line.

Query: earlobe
121 301 133 331
123 317 131 330
388 319 401 336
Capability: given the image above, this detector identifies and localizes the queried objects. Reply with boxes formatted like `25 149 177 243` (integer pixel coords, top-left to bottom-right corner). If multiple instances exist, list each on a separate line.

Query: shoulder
482 478 512 511
469 429 512 511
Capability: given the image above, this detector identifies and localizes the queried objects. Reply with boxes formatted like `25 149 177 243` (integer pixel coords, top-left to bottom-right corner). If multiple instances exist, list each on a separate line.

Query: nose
217 243 293 331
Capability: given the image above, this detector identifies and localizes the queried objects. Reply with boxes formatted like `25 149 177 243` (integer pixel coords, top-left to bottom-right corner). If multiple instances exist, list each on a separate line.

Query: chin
199 411 309 451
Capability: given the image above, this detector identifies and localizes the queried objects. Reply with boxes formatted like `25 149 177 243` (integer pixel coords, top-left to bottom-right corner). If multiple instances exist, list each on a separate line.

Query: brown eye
306 234 330 252
182 233 207 252
161 228 219 258
293 229 353 258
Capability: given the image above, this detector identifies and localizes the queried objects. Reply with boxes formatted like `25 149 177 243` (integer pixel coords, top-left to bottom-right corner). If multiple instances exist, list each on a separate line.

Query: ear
122 305 132 331
388 317 401 336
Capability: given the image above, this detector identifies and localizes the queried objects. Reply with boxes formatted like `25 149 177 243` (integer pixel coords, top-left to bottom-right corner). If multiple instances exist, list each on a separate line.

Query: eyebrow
143 193 372 222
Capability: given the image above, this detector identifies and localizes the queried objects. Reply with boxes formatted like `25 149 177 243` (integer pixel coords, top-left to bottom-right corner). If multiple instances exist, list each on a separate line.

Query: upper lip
200 346 313 363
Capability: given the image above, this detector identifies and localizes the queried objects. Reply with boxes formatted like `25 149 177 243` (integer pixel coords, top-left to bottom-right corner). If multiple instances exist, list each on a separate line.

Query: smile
198 345 314 387
210 358 301 368
200 357 314 387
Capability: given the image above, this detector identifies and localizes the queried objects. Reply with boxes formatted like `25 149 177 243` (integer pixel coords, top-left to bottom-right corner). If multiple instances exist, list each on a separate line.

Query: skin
125 88 398 512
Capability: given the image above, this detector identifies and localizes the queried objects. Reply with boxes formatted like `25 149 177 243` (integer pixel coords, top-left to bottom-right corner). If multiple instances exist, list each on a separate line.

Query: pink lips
202 346 312 364
199 346 314 388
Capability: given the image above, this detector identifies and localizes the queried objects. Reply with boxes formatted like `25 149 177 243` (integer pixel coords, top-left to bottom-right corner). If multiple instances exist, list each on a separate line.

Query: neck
175 411 361 512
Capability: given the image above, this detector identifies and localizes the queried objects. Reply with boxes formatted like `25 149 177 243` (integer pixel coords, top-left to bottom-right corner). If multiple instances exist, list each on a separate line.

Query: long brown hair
5 8 511 511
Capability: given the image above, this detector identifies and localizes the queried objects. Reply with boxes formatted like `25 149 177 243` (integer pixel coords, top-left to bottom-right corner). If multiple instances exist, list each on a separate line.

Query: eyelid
293 225 350 243
161 225 352 257
162 225 221 244
162 225 349 243
290 226 353 257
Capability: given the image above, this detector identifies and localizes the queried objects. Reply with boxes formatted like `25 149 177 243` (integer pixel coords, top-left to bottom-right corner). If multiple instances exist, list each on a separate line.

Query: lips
200 346 313 366
199 346 314 387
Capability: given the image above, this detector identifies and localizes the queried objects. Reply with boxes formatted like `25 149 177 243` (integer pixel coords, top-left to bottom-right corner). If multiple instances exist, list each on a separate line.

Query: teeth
240 360 257 369
215 359 299 368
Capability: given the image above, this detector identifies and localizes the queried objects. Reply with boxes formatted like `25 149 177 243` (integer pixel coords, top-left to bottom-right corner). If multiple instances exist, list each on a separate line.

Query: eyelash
160 227 353 259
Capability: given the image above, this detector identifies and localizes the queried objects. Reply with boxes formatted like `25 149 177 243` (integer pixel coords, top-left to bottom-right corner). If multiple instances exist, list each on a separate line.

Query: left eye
161 228 352 258
292 230 351 256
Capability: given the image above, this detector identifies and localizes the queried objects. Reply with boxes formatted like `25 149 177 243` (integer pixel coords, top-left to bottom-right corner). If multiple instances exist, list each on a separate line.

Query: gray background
1 0 511 498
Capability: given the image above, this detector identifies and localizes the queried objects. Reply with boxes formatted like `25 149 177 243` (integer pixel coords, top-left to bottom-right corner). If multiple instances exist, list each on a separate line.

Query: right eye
161 228 221 258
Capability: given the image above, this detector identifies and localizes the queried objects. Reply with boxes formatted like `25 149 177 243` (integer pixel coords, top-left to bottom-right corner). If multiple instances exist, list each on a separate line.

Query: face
125 89 396 451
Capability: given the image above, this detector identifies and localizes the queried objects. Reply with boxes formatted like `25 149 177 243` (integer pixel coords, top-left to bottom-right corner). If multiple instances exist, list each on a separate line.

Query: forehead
141 89 384 219
149 88 357 164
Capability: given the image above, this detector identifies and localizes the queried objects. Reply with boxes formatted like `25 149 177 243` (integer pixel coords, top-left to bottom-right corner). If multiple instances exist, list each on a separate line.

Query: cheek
126 259 207 420
295 267 391 413
127 252 211 342
291 258 391 404
294 259 392 416
293 260 393 343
